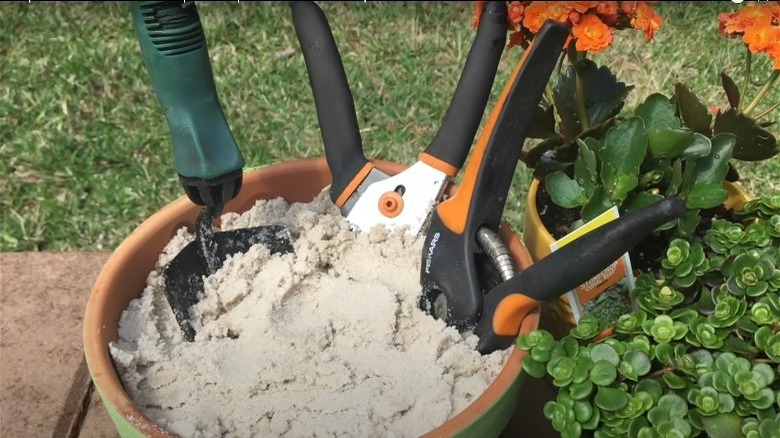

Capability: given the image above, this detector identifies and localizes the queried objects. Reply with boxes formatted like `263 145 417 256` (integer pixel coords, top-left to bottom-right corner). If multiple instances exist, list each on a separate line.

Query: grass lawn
2 1 778 252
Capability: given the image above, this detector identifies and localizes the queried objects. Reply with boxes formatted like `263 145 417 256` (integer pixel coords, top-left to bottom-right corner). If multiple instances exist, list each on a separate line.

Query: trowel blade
162 225 294 341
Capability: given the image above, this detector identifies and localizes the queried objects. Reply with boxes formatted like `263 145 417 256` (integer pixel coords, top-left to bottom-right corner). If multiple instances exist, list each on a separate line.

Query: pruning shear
291 1 509 236
413 20 688 354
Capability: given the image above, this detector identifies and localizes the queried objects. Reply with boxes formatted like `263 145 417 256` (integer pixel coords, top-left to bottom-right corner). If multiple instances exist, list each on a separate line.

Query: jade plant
516 196 780 438
472 1 779 241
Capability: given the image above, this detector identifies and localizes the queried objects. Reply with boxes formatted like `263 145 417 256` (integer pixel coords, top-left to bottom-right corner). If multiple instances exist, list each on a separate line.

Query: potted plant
83 158 543 438
472 1 779 335
514 193 780 438
466 2 780 436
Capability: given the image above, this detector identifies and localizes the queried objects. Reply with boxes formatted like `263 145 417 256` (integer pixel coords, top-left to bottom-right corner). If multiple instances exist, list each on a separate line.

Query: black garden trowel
131 1 294 341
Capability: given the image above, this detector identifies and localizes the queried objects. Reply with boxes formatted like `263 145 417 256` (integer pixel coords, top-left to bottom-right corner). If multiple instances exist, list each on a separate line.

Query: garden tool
473 197 687 354
291 1 509 236
419 20 571 331
131 1 294 341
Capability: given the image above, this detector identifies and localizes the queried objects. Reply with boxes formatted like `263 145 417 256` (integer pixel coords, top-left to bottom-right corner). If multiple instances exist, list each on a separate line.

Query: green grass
1 2 778 252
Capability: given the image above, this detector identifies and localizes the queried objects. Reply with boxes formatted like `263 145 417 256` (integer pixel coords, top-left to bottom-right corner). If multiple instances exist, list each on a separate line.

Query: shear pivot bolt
378 191 404 218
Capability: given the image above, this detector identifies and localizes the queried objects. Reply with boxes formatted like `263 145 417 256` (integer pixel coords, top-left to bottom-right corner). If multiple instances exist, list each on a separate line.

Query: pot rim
83 157 538 438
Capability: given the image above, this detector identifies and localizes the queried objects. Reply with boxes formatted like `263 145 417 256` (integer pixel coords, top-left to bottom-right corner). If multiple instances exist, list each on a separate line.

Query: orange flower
720 3 776 36
630 2 662 41
508 1 525 26
621 1 637 16
472 1 486 29
743 21 780 54
523 2 574 33
508 30 525 49
572 13 615 53
768 42 780 70
572 1 600 14
596 1 618 18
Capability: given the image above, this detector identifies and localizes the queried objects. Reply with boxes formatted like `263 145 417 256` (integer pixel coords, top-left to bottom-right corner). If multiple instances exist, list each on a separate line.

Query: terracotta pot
521 177 753 337
83 157 540 438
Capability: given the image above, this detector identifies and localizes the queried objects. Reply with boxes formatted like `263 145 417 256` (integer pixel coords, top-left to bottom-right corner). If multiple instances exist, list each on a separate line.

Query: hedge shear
291 1 509 236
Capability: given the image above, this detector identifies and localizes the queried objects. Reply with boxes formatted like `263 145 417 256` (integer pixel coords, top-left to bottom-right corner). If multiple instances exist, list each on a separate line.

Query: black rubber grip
291 2 367 204
474 197 687 354
467 20 568 234
423 1 508 171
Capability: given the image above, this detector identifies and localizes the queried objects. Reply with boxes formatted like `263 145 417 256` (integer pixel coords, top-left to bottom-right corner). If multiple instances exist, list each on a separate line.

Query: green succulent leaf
648 128 696 159
591 344 621 366
521 356 547 378
581 186 615 222
700 413 744 438
674 82 713 135
720 72 740 109
714 108 779 161
553 59 633 141
546 171 587 209
623 350 652 377
574 139 599 197
685 182 730 210
595 386 631 412
599 117 648 202
636 93 680 131
590 360 618 386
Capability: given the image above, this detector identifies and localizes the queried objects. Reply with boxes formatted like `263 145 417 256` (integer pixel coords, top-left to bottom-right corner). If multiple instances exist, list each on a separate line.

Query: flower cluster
719 2 780 69
472 1 662 52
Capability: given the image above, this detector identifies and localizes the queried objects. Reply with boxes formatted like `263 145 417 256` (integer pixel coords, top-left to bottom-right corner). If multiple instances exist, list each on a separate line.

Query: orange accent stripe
435 42 536 235
492 293 542 336
419 152 460 178
334 162 374 208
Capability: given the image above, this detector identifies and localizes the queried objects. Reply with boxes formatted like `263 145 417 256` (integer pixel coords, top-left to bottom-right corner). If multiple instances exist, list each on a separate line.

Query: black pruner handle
291 1 369 207
421 1 507 176
419 21 569 331
474 197 687 354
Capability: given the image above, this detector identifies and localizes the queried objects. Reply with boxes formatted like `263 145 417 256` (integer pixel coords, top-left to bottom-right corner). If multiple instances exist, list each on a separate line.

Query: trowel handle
131 1 244 208
475 197 687 354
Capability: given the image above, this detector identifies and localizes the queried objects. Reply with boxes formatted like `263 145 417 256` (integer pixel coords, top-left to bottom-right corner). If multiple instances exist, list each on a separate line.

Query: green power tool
131 1 294 342
131 1 244 209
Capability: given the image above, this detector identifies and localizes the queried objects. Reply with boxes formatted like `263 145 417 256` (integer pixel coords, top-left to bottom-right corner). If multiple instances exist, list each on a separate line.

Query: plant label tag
549 206 637 323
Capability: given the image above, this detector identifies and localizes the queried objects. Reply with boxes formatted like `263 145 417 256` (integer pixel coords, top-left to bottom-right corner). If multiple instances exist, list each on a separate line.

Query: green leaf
623 192 665 216
720 72 740 109
714 108 779 161
663 372 687 389
546 171 587 209
752 363 775 387
725 335 760 357
636 379 663 403
623 350 652 377
685 182 729 209
524 135 566 172
628 416 650 438
674 83 713 135
701 413 743 438
691 133 736 185
522 356 547 378
581 187 615 222
677 209 701 237
755 326 772 348
636 93 680 130
666 159 683 196
599 117 648 174
553 60 633 141
570 380 595 400
595 387 631 412
574 400 593 423
681 133 712 159
648 128 694 159
529 104 557 139
658 394 689 417
574 139 598 196
591 344 621 366
590 360 618 386
655 343 674 365
602 166 639 203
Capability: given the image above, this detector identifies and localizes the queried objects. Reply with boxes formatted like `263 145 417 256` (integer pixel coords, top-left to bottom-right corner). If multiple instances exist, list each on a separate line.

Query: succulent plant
660 239 710 290
516 196 780 438
720 250 779 297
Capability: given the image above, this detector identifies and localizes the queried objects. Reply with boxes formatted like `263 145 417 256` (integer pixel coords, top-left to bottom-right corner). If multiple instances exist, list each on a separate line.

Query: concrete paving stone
79 384 121 438
1 252 111 438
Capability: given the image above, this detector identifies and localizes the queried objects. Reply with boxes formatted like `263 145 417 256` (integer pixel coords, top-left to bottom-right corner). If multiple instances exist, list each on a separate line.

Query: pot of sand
83 157 541 438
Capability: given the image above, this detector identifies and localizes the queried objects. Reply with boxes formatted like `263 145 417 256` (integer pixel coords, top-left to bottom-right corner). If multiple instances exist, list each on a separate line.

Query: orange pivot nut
378 191 404 218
